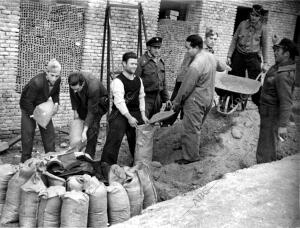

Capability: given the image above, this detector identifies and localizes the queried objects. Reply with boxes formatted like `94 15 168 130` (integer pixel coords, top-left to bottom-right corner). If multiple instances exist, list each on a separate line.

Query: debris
231 127 243 139
60 142 68 148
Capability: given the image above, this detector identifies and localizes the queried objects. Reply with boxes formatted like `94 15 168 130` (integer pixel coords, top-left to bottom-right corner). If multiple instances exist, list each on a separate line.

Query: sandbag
134 124 156 165
37 186 66 228
107 182 130 225
19 172 47 228
60 191 89 228
0 161 39 224
83 175 108 228
0 164 18 215
136 162 158 209
123 171 144 217
108 164 127 185
33 98 54 129
69 119 84 147
66 175 84 191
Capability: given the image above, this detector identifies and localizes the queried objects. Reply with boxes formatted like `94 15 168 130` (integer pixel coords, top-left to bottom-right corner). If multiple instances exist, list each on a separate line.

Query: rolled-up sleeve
139 78 145 112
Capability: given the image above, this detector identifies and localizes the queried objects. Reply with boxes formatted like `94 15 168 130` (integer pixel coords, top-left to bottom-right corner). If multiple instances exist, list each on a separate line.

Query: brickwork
0 0 160 139
0 0 299 139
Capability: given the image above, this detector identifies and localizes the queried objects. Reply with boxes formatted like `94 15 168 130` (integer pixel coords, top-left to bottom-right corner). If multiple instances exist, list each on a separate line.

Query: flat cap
146 37 162 47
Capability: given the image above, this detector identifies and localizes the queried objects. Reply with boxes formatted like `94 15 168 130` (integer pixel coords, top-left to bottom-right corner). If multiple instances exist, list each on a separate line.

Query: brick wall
0 0 160 139
157 19 198 91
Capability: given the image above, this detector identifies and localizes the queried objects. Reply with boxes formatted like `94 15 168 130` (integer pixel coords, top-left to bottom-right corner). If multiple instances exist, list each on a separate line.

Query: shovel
0 135 22 153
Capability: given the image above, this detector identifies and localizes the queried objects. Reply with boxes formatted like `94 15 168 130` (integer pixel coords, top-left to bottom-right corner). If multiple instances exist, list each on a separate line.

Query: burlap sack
60 191 89 228
0 164 18 215
108 164 127 185
33 98 54 129
134 124 156 165
107 182 130 225
19 172 47 228
123 171 144 217
69 119 84 147
84 175 108 228
37 186 65 228
66 175 84 191
0 160 39 224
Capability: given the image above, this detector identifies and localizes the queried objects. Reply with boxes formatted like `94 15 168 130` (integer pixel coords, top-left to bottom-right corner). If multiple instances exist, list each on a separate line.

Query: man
172 35 226 164
68 71 108 158
164 27 227 126
100 52 148 177
135 36 171 118
227 4 268 107
256 38 298 164
20 59 61 162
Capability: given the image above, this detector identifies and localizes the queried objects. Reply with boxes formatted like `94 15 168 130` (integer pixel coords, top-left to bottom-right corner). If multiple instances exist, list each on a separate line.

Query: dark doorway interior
159 0 189 21
294 16 300 86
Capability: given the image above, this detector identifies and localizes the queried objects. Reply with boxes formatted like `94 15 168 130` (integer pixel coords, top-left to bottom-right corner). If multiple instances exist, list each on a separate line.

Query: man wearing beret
256 38 298 164
135 36 171 118
226 4 268 108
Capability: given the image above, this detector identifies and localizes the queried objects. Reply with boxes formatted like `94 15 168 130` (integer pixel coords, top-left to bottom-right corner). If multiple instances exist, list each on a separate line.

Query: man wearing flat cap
226 4 268 108
256 38 298 164
135 36 171 118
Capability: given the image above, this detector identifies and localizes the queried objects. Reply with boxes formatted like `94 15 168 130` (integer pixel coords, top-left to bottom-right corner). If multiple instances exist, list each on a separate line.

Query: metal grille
16 2 85 93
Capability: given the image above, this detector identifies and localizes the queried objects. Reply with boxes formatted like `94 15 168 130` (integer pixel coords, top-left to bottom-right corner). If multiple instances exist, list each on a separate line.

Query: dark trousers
256 105 279 164
21 109 55 163
84 114 101 158
216 50 262 107
101 110 143 165
145 92 162 119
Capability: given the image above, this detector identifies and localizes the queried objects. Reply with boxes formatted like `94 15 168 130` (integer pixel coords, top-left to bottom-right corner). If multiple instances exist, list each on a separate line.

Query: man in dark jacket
68 71 108 158
256 38 298 164
135 37 171 118
20 59 61 162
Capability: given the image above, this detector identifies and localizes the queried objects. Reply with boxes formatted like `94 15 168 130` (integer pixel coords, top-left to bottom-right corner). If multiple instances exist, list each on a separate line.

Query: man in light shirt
100 52 148 177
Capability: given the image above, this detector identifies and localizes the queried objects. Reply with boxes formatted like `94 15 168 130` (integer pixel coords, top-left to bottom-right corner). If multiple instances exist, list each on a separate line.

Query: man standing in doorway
100 52 148 178
227 4 268 107
256 38 298 164
68 71 108 159
20 59 61 162
172 35 226 164
135 37 172 118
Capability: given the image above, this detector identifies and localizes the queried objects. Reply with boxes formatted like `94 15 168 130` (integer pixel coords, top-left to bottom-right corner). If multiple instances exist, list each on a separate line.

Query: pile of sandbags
0 156 158 227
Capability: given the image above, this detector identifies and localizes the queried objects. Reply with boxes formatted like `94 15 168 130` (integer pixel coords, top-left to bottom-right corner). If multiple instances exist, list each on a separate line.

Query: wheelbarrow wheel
224 96 231 113
240 94 249 111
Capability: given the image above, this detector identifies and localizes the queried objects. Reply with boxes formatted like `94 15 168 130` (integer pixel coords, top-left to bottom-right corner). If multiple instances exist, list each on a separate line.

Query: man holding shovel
20 59 61 162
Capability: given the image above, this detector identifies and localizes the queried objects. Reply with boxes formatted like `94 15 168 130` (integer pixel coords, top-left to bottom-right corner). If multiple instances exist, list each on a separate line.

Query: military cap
146 37 162 47
252 4 264 17
273 38 299 57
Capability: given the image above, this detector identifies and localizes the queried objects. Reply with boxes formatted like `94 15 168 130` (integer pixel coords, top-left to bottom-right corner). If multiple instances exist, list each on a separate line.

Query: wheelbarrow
215 71 263 115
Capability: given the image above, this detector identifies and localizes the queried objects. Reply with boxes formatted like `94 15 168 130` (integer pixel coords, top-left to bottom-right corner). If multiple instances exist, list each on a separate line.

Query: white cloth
111 74 145 115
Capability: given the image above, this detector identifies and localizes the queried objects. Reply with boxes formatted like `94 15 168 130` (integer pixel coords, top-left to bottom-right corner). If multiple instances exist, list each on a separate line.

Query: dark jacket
20 72 61 116
69 72 108 127
260 60 296 127
135 51 169 102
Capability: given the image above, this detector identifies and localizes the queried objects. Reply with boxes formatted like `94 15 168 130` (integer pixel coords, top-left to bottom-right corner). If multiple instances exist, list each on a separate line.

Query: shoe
174 159 199 165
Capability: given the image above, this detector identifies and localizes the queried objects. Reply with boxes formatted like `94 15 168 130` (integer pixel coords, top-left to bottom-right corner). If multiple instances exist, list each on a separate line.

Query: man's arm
51 78 61 115
261 25 269 68
22 82 39 116
139 78 148 122
275 71 295 127
227 22 242 61
173 66 200 108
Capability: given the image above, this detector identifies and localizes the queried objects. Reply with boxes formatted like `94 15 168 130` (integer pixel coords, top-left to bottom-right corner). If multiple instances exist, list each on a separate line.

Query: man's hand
262 63 268 73
128 116 138 128
172 102 180 113
52 103 59 115
226 57 231 66
81 126 88 142
225 64 232 72
165 100 172 111
272 34 279 45
141 111 149 124
74 111 79 120
278 127 287 141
